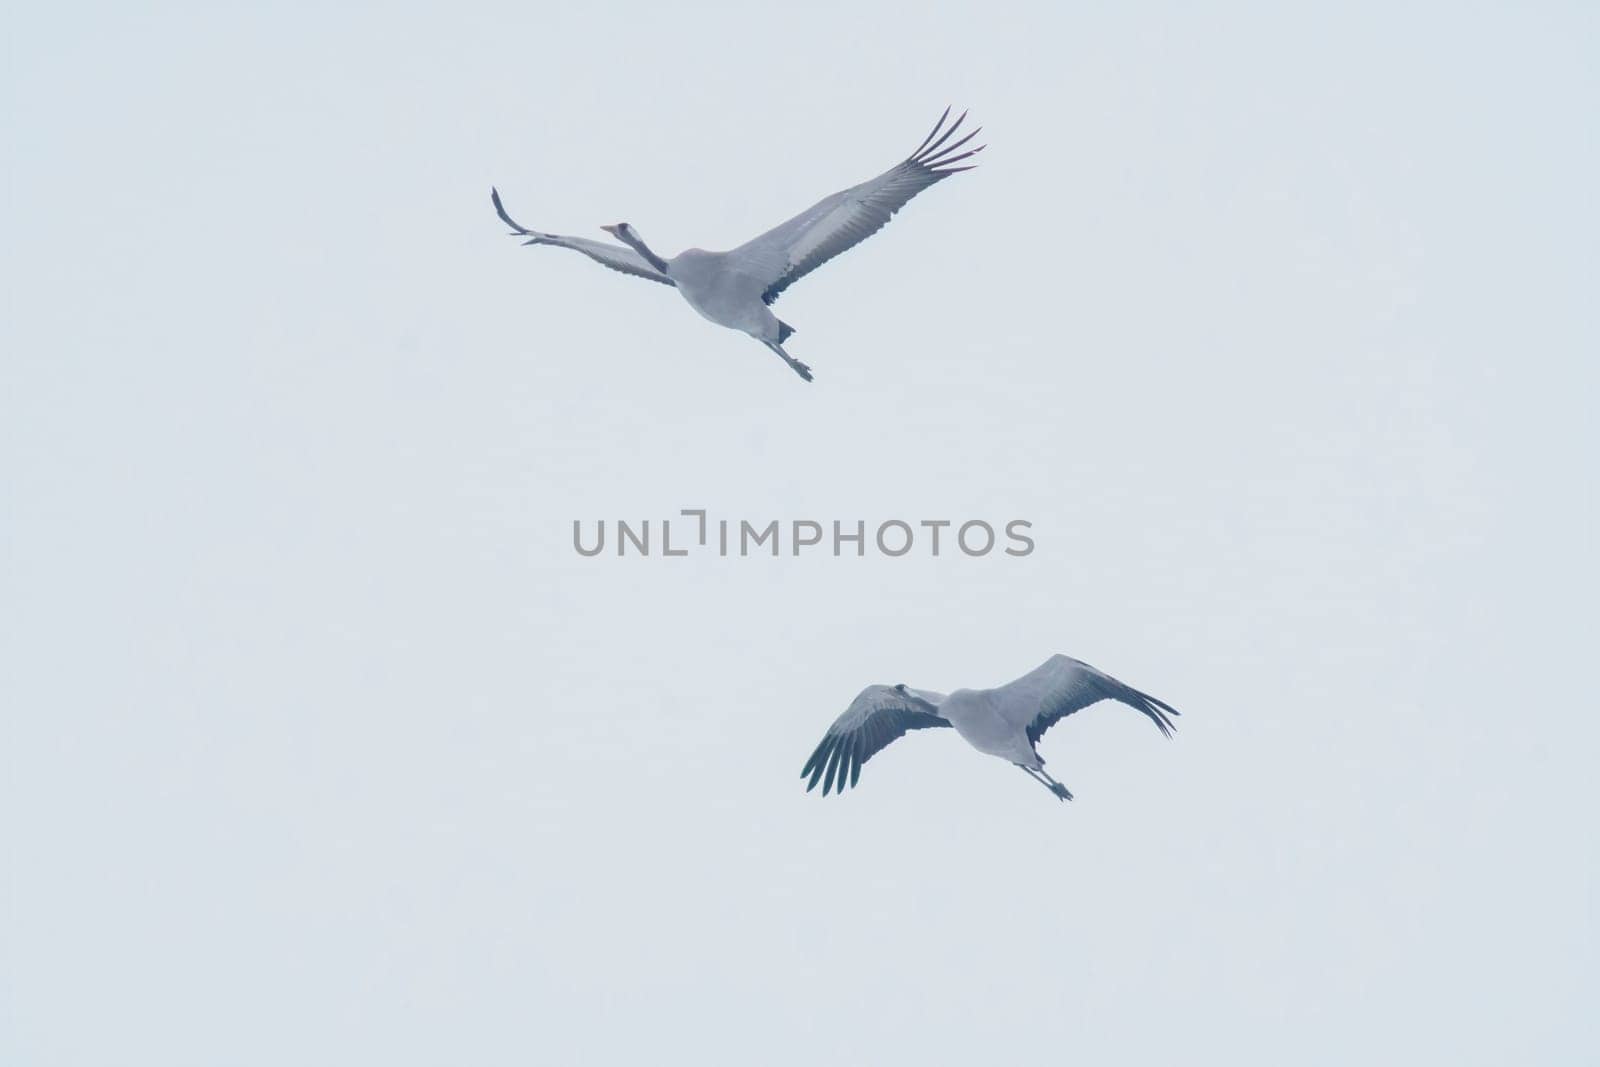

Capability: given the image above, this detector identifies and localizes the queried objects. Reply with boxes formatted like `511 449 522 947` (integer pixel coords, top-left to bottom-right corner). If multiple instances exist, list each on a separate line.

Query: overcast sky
4 3 1596 1064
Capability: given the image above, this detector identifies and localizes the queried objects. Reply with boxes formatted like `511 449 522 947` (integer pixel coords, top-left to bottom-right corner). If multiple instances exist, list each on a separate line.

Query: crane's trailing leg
762 340 813 383
1039 767 1074 801
1019 765 1073 802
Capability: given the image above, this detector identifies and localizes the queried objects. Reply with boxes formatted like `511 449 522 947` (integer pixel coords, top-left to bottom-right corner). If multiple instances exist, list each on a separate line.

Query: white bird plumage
801 655 1181 803
490 108 984 382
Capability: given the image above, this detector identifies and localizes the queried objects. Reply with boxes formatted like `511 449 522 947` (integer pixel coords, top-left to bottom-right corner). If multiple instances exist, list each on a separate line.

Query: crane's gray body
665 249 785 343
941 688 1043 768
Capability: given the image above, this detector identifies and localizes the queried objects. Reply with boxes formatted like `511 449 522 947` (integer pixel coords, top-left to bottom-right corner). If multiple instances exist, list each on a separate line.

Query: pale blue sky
4 3 1596 1064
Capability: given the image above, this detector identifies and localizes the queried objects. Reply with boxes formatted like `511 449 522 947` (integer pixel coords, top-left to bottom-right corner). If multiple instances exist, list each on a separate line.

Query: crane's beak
600 224 620 237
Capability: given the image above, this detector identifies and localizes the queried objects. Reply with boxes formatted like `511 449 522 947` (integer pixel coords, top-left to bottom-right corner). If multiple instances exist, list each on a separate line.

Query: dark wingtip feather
801 740 823 779
928 148 983 171
910 106 954 159
1147 692 1182 718
822 740 843 796
491 186 533 236
1134 690 1180 738
917 109 968 162
803 736 833 791
924 126 982 166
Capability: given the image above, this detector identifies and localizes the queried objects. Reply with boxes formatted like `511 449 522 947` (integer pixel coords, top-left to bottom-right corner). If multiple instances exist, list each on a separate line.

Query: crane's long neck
619 230 671 275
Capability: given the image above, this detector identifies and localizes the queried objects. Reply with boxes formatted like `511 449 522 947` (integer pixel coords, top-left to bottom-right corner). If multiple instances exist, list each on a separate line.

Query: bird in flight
800 654 1181 803
490 108 984 383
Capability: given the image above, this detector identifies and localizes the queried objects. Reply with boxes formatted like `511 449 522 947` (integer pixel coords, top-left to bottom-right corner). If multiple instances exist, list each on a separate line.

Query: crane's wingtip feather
909 105 959 159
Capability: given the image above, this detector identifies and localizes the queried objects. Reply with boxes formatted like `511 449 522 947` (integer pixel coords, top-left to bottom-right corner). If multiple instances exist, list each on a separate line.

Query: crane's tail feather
777 319 796 344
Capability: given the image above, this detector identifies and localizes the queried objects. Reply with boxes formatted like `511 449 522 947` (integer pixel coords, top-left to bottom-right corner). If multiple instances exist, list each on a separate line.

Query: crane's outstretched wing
994 655 1181 747
800 684 951 796
490 188 675 286
734 108 984 306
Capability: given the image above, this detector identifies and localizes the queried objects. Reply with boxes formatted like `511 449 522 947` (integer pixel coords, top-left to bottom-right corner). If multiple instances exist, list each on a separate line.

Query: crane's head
600 223 636 241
